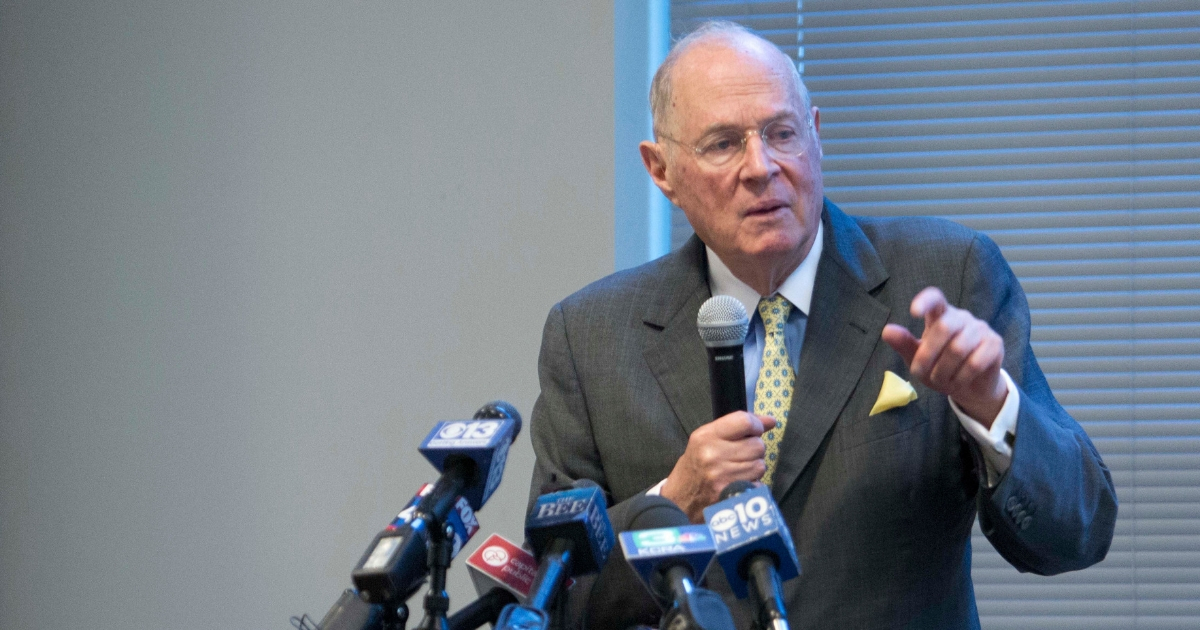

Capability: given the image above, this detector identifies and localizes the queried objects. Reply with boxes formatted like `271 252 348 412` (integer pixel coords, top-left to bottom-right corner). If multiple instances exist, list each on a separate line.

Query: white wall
0 1 613 627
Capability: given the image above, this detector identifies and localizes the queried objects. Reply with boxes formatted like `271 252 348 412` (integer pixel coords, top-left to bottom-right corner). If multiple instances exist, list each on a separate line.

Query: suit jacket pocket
838 396 931 452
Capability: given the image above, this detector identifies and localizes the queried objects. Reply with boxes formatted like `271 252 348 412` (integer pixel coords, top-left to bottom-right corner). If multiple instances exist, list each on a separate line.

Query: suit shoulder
852 214 980 251
848 213 1005 271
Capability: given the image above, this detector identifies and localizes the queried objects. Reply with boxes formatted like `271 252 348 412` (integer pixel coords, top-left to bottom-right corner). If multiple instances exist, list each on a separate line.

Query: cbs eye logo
437 420 500 440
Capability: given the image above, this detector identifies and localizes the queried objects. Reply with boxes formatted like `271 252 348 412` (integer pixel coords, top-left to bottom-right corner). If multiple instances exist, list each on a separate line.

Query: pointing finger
911 287 948 322
882 323 920 366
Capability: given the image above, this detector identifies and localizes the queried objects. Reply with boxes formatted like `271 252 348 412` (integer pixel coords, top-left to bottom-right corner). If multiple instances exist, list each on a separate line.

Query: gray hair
649 21 813 139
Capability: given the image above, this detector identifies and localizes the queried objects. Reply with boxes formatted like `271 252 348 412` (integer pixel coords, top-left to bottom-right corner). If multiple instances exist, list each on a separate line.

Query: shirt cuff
949 369 1019 488
646 478 668 496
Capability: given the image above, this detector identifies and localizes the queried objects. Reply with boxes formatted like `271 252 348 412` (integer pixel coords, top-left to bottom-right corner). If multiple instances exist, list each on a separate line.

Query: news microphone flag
391 483 480 557
619 525 716 600
702 483 800 598
419 416 519 510
465 533 539 602
524 483 615 576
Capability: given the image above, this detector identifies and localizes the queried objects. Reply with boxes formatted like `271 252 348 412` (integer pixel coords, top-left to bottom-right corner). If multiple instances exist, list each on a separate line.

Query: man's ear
639 140 677 203
810 106 823 158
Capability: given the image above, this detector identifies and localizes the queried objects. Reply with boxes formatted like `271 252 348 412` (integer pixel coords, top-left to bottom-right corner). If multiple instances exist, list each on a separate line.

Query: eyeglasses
658 119 810 168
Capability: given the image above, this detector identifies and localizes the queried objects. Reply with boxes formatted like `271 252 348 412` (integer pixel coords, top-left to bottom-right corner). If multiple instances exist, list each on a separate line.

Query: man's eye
767 126 798 143
702 135 740 154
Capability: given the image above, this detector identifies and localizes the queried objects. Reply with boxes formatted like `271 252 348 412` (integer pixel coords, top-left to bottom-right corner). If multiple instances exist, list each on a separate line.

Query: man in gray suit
528 22 1116 629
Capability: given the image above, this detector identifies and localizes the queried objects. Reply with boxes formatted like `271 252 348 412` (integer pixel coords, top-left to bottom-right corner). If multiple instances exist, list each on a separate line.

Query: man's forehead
669 41 799 125
675 38 790 81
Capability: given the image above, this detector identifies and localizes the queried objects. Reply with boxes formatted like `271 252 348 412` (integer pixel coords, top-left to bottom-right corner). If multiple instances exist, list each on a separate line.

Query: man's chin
742 231 806 259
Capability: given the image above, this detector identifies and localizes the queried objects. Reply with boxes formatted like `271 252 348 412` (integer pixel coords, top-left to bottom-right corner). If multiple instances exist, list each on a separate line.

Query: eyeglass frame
655 114 816 169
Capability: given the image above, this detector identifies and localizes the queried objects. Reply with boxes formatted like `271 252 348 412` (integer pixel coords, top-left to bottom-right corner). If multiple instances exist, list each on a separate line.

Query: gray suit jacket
528 200 1117 629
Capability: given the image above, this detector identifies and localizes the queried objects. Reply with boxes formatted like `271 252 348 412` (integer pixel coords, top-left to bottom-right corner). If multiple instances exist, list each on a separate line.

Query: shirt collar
705 221 823 318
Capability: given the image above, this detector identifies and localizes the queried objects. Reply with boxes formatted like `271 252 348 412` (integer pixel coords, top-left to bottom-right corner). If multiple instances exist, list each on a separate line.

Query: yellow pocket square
870 371 918 416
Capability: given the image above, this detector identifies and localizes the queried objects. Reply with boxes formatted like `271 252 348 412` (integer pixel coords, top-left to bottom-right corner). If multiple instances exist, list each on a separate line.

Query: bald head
650 22 812 139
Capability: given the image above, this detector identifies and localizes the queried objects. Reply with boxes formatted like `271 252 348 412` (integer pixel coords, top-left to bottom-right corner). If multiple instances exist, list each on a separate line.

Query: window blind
670 0 1200 627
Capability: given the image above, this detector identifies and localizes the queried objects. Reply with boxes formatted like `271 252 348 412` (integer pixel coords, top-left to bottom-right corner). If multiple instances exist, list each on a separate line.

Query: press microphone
316 589 384 630
352 402 522 605
698 295 750 419
618 499 736 630
495 481 615 630
446 533 540 630
585 495 689 629
704 482 800 630
317 479 481 630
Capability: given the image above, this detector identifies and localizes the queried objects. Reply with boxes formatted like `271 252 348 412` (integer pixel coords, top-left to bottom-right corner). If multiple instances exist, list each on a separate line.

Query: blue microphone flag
702 484 800 598
418 417 518 509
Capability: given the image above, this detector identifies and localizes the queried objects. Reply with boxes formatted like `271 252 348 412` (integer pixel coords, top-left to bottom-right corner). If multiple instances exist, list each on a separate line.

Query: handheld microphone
704 482 799 630
698 296 750 419
613 497 734 630
495 481 615 630
352 402 521 605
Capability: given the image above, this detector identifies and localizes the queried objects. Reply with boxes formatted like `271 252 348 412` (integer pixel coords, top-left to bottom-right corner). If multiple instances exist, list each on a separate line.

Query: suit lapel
642 236 715 435
772 202 891 500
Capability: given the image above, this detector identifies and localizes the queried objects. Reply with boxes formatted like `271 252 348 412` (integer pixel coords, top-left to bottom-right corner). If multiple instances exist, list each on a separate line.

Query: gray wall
0 1 613 627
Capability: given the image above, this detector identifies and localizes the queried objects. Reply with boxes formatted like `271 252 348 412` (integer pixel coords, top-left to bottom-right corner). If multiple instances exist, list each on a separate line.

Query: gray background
0 1 614 627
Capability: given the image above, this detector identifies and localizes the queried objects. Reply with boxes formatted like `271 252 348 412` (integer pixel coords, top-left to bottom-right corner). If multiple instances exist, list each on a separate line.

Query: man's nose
740 132 779 181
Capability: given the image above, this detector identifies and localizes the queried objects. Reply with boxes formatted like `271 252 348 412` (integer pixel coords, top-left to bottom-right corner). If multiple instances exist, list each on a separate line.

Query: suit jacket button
1006 496 1020 511
1020 516 1033 531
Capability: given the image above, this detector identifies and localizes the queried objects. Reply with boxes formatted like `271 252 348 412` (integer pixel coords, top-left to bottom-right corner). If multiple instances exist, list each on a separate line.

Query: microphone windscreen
698 295 750 348
473 400 523 438
623 495 690 531
719 479 756 501
584 495 687 630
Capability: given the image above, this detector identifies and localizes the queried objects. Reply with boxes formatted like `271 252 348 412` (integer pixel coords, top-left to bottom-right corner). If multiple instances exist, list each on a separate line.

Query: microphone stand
380 602 409 630
415 522 455 630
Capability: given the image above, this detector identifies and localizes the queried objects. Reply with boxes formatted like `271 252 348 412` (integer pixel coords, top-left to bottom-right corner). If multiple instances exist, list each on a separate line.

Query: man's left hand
881 287 1007 428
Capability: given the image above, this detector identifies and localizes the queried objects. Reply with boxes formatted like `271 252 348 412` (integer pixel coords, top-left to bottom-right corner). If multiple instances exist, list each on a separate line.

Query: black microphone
697 296 750 419
446 586 518 630
352 402 522 605
612 497 735 630
314 589 385 630
585 495 689 629
705 481 799 630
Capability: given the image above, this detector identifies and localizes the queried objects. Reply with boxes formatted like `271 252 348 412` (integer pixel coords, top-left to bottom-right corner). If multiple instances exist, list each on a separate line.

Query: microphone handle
414 457 474 526
747 554 790 630
527 538 574 611
707 344 747 419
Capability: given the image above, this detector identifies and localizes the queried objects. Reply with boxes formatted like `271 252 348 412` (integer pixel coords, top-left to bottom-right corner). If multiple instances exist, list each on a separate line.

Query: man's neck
720 231 819 296
706 222 824 318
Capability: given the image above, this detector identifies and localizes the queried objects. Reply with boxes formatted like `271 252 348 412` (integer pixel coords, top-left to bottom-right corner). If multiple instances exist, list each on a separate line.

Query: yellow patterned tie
756 295 794 486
